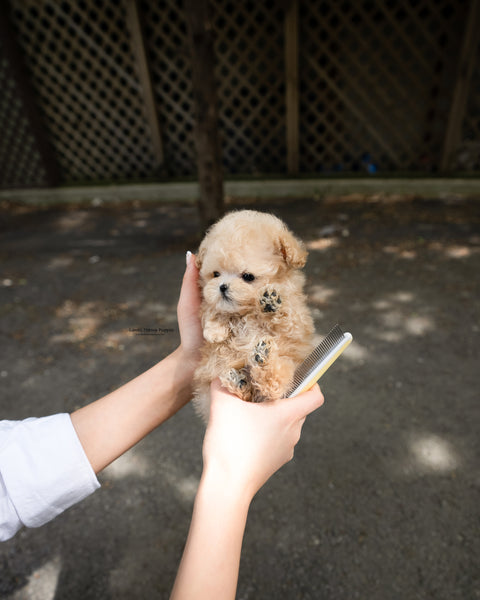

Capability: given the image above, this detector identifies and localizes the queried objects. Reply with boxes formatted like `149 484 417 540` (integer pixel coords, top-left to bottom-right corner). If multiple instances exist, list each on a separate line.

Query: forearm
71 346 195 473
170 467 251 600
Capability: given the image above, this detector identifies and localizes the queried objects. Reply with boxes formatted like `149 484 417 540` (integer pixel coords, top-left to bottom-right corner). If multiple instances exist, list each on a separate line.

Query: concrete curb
1 177 480 205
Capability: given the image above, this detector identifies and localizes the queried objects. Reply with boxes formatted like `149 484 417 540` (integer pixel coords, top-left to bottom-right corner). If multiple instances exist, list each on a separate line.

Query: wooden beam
285 0 300 174
184 0 224 228
125 0 164 171
0 4 60 186
441 0 480 171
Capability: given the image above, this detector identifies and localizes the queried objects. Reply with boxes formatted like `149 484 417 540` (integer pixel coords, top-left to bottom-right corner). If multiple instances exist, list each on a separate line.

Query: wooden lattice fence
1 0 479 189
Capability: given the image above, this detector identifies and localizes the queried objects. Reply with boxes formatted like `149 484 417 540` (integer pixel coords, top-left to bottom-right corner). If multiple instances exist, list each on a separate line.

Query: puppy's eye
213 271 220 278
242 272 255 283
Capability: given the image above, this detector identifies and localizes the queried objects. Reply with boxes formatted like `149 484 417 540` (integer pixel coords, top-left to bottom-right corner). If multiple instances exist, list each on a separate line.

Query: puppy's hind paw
260 289 282 313
221 368 249 393
253 340 270 365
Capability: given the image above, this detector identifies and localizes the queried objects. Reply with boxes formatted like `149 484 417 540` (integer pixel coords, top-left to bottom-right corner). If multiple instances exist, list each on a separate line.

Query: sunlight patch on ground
370 291 435 343
445 245 472 258
50 313 102 344
383 245 417 259
378 311 434 339
340 340 369 362
103 330 128 350
429 242 480 258
306 237 340 251
55 211 90 231
164 472 199 503
372 291 414 311
103 450 150 481
308 285 337 306
392 291 414 303
404 315 434 336
408 433 460 473
45 255 75 270
160 459 200 504
384 241 479 260
138 301 176 316
51 299 133 347
376 329 404 343
51 316 101 343
9 555 61 600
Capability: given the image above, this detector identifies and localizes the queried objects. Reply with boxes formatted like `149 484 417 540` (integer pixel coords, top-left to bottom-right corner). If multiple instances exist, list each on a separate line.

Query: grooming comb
285 324 353 398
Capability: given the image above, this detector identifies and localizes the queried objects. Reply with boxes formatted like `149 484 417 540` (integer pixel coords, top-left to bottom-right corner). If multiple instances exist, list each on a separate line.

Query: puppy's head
196 210 307 314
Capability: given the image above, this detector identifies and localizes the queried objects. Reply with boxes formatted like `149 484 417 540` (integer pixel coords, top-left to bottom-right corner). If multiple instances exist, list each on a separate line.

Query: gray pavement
0 194 479 599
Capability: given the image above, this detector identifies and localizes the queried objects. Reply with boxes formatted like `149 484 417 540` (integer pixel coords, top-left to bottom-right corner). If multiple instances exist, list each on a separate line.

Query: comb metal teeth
285 324 352 398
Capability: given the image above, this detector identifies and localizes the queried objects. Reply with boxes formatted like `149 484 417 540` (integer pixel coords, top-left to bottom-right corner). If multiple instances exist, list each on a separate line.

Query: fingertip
186 251 198 271
182 252 199 287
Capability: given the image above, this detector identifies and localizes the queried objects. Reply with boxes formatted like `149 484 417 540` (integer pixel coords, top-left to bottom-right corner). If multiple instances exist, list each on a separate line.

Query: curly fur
193 210 314 421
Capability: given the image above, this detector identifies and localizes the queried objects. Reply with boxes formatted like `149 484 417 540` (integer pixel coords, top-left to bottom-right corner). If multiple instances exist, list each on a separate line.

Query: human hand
177 252 203 367
202 379 324 502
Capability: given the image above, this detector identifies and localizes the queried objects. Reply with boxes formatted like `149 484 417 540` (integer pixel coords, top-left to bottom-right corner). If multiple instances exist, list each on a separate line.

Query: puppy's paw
260 289 282 313
253 340 270 365
203 321 229 343
221 368 250 397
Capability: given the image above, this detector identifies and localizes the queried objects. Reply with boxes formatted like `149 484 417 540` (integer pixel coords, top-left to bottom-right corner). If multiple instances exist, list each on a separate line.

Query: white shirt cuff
0 414 100 541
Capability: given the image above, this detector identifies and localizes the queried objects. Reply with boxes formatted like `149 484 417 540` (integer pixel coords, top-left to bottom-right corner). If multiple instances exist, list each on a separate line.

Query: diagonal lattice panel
212 0 286 174
456 45 480 171
140 0 196 177
0 45 48 188
142 0 286 176
299 0 469 173
8 0 160 182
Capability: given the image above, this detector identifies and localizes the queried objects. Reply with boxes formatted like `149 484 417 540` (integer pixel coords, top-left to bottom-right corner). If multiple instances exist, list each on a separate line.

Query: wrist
145 347 198 419
200 461 256 511
175 343 201 378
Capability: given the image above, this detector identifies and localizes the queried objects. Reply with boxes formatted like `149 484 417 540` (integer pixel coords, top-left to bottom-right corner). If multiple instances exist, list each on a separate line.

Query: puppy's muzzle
219 283 231 301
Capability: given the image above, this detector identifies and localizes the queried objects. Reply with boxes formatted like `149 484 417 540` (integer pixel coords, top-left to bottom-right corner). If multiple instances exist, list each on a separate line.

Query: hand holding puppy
202 379 325 501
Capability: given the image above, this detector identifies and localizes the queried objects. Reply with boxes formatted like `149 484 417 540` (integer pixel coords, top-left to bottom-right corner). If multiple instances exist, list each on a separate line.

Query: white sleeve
0 413 100 541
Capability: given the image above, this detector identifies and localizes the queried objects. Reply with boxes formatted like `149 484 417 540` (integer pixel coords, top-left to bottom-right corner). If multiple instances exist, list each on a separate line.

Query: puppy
193 210 314 420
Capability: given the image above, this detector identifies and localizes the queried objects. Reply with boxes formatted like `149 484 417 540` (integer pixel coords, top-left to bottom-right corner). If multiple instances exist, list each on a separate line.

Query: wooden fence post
125 0 164 172
441 0 480 171
184 0 224 229
285 0 299 175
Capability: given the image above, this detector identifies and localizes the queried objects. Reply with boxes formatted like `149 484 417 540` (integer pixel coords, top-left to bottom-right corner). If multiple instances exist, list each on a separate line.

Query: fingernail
186 250 192 266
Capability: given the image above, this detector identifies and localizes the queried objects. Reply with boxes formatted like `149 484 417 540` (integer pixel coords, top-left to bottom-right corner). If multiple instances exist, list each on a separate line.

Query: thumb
178 252 201 318
180 252 200 300
282 384 325 420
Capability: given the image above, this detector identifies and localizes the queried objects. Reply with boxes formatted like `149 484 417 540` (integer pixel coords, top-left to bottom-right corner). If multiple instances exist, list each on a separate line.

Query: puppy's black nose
220 283 228 294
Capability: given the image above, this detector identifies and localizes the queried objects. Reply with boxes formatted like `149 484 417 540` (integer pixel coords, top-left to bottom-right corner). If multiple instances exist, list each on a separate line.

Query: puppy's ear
195 242 206 270
276 228 307 269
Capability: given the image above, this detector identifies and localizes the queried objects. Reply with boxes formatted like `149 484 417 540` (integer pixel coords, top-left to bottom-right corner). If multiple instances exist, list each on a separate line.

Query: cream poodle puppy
193 210 314 420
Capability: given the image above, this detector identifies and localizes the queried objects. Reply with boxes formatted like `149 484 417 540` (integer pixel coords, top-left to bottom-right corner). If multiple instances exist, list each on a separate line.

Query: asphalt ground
0 194 479 599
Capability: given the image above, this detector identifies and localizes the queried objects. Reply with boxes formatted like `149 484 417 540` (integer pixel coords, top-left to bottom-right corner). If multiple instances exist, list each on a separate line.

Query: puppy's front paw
260 289 282 313
203 322 229 343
